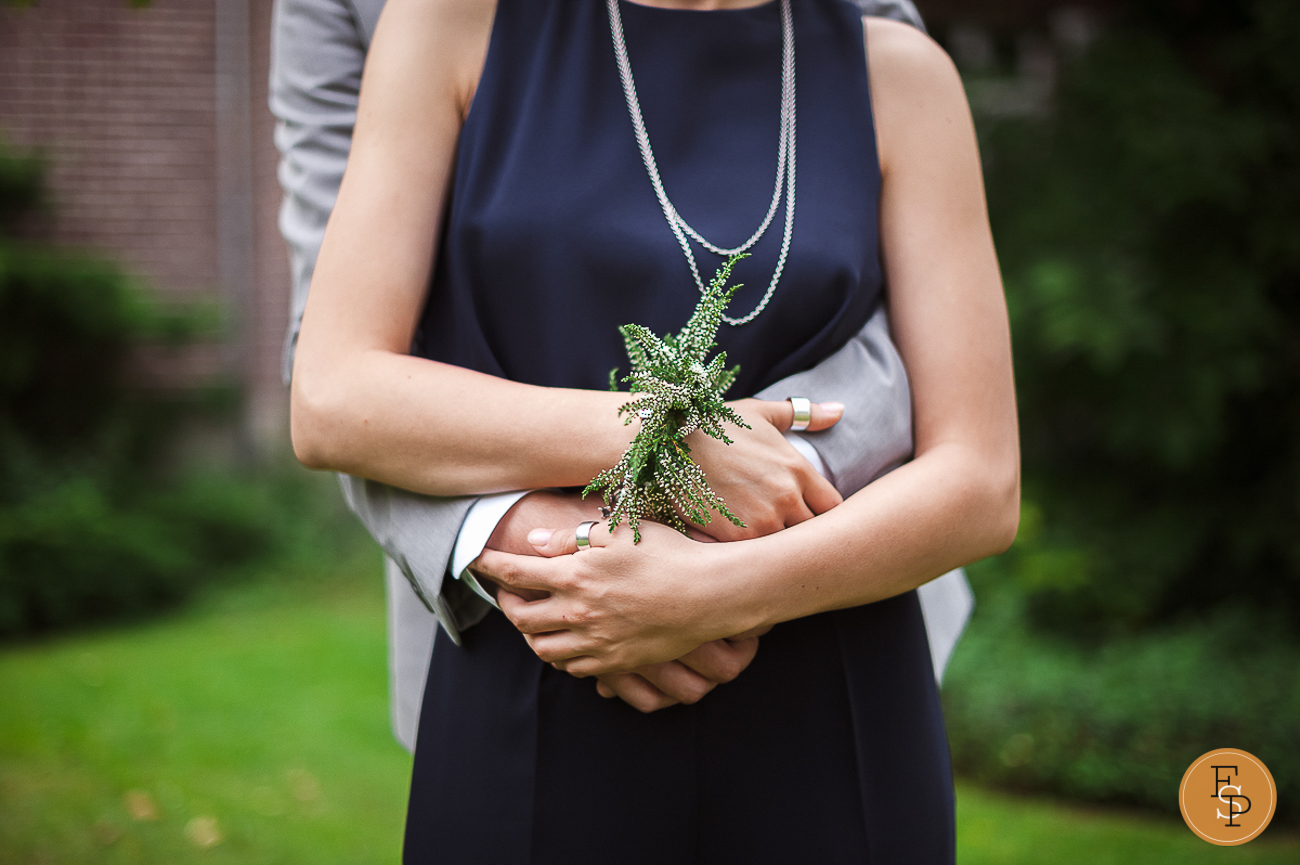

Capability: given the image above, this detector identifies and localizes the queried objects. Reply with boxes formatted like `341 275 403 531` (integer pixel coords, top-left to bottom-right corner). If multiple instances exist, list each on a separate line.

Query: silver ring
575 520 598 551
788 396 812 432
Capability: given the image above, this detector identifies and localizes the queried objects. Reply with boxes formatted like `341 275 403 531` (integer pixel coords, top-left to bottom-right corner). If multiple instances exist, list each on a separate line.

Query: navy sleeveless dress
404 1 955 862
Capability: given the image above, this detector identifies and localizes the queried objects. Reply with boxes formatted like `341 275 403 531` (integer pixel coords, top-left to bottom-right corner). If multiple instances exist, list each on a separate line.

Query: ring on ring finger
576 520 598 551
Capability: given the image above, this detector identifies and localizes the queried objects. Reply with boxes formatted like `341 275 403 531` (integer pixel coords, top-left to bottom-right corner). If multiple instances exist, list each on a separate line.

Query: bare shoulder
367 0 496 118
374 0 496 37
863 17 960 93
861 18 973 174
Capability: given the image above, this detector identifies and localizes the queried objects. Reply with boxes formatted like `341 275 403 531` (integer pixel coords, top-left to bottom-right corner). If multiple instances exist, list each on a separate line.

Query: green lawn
1 557 1295 864
957 785 1296 865
0 561 410 864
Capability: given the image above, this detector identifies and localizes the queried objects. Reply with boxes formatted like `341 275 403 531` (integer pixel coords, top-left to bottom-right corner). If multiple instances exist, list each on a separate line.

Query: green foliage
0 244 215 472
0 143 42 227
0 140 350 638
981 0 1300 638
944 559 1300 825
585 256 749 541
0 466 361 637
946 3 1300 817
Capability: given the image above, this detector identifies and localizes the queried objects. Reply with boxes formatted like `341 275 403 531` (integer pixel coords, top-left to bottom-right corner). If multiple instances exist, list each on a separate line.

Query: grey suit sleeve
270 0 490 641
756 306 912 495
844 0 926 32
337 475 489 643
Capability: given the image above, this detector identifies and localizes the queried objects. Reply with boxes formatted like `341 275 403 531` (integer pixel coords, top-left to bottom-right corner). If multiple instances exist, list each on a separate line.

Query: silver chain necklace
605 0 796 326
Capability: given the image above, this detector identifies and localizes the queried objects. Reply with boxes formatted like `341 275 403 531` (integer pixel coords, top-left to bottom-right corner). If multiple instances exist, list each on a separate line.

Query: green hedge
944 559 1300 825
0 140 366 638
0 468 359 637
949 0 1300 824
979 0 1300 638
943 0 1300 825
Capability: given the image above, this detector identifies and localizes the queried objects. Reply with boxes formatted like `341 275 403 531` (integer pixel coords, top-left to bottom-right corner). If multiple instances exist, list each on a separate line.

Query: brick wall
0 0 290 450
248 0 291 445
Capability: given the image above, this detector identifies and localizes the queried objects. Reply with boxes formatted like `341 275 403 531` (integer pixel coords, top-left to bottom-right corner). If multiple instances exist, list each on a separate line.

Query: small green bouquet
585 256 750 542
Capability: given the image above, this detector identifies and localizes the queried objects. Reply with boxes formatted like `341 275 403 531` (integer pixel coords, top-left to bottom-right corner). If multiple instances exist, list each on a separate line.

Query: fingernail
821 402 845 414
527 528 555 546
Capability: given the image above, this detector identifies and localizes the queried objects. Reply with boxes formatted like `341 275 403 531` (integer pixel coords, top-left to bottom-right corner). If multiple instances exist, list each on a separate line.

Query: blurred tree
983 0 1300 638
0 140 280 636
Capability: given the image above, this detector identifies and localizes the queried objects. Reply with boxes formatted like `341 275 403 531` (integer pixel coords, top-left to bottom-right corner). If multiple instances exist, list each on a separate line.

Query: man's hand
484 490 602 602
484 491 763 710
592 636 759 712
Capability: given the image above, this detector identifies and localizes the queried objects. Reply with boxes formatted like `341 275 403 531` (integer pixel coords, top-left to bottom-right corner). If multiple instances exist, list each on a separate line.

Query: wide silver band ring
788 396 812 432
575 520 598 551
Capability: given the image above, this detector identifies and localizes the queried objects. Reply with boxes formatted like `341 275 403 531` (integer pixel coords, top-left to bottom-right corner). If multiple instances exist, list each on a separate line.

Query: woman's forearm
479 438 1018 676
707 442 1019 637
291 347 635 496
285 0 640 497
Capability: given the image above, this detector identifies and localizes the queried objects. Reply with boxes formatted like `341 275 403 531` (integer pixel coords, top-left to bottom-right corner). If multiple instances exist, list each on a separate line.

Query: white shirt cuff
784 431 830 481
450 490 531 610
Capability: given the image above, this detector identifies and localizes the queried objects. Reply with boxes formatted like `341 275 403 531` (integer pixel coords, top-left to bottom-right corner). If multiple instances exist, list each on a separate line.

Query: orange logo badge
1179 748 1277 845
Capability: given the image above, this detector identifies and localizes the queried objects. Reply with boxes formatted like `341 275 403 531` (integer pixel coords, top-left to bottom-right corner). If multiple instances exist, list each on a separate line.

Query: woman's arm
289 0 841 532
290 0 632 494
472 19 1020 676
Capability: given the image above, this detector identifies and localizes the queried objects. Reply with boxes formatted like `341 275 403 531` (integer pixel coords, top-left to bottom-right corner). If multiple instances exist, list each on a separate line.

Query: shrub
0 140 360 637
980 0 1300 638
944 559 1300 824
946 0 1300 819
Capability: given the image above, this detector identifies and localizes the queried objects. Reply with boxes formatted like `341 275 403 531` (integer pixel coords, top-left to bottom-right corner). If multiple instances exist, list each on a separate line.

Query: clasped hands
470 397 842 713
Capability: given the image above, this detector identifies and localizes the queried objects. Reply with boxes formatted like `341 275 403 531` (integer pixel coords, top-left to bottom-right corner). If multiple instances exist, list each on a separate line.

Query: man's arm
272 0 366 384
847 0 927 33
758 305 913 495
272 0 490 640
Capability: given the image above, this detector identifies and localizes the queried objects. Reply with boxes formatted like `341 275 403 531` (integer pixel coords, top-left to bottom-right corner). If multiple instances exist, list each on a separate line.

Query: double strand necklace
605 0 796 326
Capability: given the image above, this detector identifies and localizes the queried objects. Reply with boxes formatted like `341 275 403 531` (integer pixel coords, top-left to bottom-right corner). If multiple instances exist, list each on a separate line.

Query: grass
0 552 410 864
1 552 1296 864
957 785 1297 864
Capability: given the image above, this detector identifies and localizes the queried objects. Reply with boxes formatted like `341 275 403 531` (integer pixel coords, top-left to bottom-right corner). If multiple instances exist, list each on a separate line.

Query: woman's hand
685 398 845 541
486 491 764 710
472 521 752 678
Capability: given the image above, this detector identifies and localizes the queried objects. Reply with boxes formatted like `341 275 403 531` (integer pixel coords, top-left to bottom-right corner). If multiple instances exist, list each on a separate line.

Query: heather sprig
585 256 750 542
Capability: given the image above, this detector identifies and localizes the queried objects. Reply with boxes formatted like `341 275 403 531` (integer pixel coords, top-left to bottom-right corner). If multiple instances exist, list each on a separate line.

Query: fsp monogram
1211 765 1251 827
1179 749 1277 846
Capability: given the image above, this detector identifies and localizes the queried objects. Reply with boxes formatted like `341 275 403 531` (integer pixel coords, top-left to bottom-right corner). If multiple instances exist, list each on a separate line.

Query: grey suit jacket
270 0 967 752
